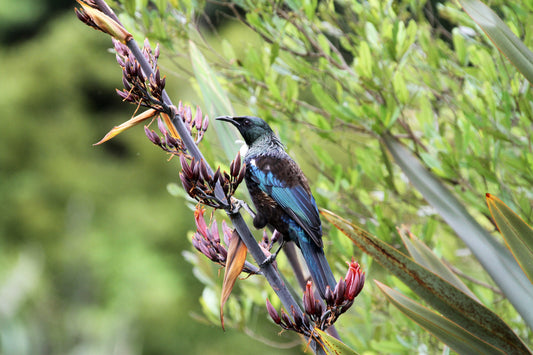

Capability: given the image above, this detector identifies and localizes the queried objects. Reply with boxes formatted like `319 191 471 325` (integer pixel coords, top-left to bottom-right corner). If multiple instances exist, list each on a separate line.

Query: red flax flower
266 260 365 334
191 207 257 274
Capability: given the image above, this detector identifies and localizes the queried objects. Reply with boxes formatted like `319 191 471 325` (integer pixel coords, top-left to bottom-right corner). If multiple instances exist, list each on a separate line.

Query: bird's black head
216 116 274 146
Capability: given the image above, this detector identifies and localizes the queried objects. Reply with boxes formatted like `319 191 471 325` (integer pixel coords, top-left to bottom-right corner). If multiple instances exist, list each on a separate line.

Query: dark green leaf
321 209 529 354
459 0 533 84
381 132 533 329
487 194 533 283
376 281 505 355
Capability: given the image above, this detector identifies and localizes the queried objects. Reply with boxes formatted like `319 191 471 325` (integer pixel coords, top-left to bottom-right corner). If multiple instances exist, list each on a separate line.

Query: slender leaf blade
314 328 359 355
487 194 533 283
189 41 239 161
321 209 529 354
376 281 505 355
398 227 479 301
381 132 533 329
459 0 533 84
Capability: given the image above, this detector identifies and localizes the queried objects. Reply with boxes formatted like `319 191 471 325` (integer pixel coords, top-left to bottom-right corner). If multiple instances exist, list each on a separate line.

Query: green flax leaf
189 41 238 161
487 194 533 283
459 0 533 84
381 132 533 329
397 227 479 301
321 209 529 354
314 328 359 355
376 281 505 355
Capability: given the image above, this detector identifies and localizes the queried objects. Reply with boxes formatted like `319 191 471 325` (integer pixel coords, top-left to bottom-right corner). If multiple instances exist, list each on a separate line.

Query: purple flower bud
314 300 323 318
218 244 227 259
144 126 153 140
152 133 161 146
334 278 346 306
194 107 203 130
116 53 125 67
74 8 91 25
266 299 281 324
324 285 334 306
222 181 229 196
223 171 231 183
210 221 219 244
184 106 192 124
230 157 240 179
207 245 218 261
122 76 132 91
236 165 246 185
180 155 192 179
192 159 200 180
149 73 157 90
191 234 201 250
169 134 182 149
136 63 145 82
180 172 193 194
212 167 221 186
229 160 235 178
194 207 209 239
221 221 232 247
127 52 135 65
303 281 315 315
291 306 303 328
344 260 365 300
199 159 209 181
202 115 209 131
112 38 128 56
145 127 161 145
280 309 292 328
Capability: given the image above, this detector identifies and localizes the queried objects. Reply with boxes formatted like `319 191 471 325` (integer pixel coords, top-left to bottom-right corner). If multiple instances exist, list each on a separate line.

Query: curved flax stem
89 2 316 347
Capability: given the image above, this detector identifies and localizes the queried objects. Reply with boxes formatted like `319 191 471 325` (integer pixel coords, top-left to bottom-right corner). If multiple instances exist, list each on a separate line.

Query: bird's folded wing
248 163 323 248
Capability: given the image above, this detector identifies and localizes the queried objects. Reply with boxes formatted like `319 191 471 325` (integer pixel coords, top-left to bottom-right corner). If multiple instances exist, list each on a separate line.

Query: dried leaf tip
75 0 132 43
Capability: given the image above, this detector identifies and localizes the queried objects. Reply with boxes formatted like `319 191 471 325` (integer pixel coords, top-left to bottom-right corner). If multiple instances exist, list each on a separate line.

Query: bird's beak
215 116 240 126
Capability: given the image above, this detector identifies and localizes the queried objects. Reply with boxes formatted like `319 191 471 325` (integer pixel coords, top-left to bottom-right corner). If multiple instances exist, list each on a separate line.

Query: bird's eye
243 119 250 126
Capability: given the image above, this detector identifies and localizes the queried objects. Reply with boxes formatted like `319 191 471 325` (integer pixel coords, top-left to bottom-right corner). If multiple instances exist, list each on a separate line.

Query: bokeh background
1 1 300 354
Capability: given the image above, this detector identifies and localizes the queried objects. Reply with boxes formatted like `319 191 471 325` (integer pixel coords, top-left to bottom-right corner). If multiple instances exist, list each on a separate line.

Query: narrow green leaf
321 209 529 354
392 72 408 104
459 0 533 84
381 132 533 329
355 41 373 78
376 281 505 355
487 194 533 283
314 328 359 355
189 41 238 161
397 227 479 301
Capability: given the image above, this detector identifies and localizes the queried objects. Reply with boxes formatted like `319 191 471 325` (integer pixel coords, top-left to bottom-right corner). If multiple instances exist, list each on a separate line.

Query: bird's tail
299 239 337 299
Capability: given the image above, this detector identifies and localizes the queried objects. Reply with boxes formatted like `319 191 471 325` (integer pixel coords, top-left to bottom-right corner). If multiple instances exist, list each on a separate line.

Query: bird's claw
259 254 277 267
228 198 244 215
259 239 285 267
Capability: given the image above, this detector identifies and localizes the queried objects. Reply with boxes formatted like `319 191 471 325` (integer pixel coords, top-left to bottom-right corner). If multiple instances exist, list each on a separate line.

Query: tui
216 115 336 298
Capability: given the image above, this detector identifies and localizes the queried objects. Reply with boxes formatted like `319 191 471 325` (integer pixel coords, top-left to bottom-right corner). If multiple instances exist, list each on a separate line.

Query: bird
216 115 336 298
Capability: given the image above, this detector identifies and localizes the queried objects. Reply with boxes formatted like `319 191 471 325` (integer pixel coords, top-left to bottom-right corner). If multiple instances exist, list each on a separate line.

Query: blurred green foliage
0 5 303 355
